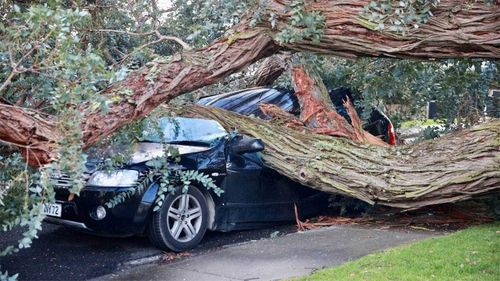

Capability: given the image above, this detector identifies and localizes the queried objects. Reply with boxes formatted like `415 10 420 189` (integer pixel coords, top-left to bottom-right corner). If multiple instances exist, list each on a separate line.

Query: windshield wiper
165 140 211 147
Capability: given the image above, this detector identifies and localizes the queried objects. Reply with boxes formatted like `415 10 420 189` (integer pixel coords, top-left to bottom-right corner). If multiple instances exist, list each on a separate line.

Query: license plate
42 203 62 217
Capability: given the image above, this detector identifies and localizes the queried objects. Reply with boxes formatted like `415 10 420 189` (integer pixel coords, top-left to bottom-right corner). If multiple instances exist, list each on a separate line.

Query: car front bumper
44 184 158 237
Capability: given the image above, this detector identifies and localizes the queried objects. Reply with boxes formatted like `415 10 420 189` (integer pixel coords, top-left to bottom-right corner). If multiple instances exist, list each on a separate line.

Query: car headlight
87 170 139 187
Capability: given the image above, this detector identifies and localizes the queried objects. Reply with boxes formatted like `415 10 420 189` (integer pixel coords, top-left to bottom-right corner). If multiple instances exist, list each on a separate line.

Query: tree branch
95 29 192 50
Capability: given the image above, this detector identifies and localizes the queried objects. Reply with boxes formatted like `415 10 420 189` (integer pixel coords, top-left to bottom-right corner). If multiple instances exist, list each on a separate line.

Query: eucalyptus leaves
274 0 326 44
360 0 439 34
104 146 223 212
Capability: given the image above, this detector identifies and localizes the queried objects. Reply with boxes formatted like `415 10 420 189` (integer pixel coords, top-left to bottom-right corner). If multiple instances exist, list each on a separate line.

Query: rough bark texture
0 28 278 166
0 1 499 209
0 104 58 165
1 1 498 165
250 53 290 87
269 0 499 59
173 104 500 210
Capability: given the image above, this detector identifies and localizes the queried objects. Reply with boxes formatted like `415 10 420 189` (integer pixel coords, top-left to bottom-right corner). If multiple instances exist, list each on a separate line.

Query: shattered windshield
140 117 227 144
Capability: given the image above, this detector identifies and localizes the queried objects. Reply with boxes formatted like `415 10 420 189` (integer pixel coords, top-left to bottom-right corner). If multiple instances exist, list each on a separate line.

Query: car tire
148 185 208 252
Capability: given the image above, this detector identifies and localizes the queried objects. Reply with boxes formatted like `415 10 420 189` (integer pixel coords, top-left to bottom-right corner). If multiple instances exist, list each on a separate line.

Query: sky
158 0 173 9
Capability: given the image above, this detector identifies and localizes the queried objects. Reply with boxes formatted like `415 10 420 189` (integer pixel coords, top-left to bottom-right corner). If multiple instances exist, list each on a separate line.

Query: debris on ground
294 202 495 232
270 231 281 238
162 252 191 263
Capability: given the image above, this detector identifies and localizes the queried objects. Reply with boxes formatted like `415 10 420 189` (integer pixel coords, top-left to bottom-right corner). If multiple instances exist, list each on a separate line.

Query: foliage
313 56 498 127
256 52 497 129
274 0 325 44
400 119 445 129
0 1 194 277
145 145 223 212
170 0 255 47
0 271 18 281
297 223 500 281
0 2 109 277
103 144 223 212
360 0 439 34
153 167 222 212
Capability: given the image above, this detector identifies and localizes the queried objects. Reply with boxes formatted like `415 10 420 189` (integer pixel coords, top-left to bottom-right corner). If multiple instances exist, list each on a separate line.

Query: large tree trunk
268 0 499 58
0 1 499 208
0 28 278 166
172 104 500 210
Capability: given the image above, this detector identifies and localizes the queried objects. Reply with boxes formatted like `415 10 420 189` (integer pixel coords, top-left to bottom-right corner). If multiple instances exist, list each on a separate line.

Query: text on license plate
42 203 62 217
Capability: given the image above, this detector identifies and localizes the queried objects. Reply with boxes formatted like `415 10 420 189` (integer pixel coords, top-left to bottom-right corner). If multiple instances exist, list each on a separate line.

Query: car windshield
140 117 227 145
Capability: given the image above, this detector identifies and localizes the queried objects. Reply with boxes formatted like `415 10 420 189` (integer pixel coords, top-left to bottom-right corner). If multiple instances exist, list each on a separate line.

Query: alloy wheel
166 193 203 243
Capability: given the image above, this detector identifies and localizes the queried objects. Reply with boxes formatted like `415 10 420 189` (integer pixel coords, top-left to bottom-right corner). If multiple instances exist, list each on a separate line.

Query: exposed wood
291 64 387 146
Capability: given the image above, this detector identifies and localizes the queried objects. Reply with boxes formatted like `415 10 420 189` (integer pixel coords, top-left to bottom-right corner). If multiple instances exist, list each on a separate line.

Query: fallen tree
172 104 500 210
0 0 499 209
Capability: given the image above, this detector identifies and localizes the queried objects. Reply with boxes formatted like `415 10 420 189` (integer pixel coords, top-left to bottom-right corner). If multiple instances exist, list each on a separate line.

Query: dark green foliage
360 0 439 34
313 56 498 127
275 0 325 43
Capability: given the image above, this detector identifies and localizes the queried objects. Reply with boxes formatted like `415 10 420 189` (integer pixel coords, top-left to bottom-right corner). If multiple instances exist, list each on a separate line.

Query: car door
223 150 268 223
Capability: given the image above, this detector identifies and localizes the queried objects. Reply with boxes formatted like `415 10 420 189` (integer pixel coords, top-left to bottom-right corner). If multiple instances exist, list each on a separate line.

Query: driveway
97 225 437 281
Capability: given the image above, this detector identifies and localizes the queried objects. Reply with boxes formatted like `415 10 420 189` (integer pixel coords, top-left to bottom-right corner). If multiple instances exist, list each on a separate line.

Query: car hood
129 142 211 164
85 142 212 172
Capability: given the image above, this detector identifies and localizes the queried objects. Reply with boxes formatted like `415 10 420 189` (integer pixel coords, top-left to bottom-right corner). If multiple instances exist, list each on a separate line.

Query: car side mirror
232 138 265 154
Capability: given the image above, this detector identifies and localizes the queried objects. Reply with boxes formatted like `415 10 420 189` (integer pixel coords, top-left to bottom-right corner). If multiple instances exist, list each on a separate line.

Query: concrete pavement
99 225 437 281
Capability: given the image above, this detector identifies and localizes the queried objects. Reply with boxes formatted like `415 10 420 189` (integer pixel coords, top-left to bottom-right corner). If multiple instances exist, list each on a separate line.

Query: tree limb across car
0 0 498 210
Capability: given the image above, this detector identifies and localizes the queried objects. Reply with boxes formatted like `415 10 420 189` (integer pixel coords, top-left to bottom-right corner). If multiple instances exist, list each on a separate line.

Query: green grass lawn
400 119 446 129
297 223 499 281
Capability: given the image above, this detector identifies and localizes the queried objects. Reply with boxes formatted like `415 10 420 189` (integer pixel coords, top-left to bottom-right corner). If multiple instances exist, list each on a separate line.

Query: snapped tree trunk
290 64 388 146
0 1 499 208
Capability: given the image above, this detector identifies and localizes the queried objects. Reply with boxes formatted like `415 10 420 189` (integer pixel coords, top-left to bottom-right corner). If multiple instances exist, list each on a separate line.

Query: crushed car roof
198 87 299 119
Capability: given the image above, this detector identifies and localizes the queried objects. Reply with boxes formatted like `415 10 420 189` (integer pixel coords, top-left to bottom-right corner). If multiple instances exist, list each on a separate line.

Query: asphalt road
0 222 296 281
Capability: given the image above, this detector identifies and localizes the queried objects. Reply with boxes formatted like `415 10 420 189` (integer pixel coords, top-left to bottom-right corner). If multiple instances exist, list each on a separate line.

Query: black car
45 116 327 251
198 87 396 145
45 87 395 251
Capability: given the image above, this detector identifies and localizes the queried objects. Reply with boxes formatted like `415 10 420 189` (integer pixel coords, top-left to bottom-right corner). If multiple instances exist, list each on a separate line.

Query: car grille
50 173 89 189
50 174 72 188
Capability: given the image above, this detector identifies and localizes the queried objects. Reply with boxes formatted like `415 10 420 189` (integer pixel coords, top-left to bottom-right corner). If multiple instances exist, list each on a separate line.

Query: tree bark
0 0 498 180
0 28 278 166
172 104 500 210
268 0 499 59
250 53 290 87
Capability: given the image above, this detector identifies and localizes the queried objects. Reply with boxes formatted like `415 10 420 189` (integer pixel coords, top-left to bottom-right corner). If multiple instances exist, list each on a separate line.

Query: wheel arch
141 181 217 233
190 183 217 231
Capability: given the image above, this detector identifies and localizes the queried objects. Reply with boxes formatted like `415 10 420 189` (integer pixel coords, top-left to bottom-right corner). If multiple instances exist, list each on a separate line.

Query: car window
140 117 227 144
